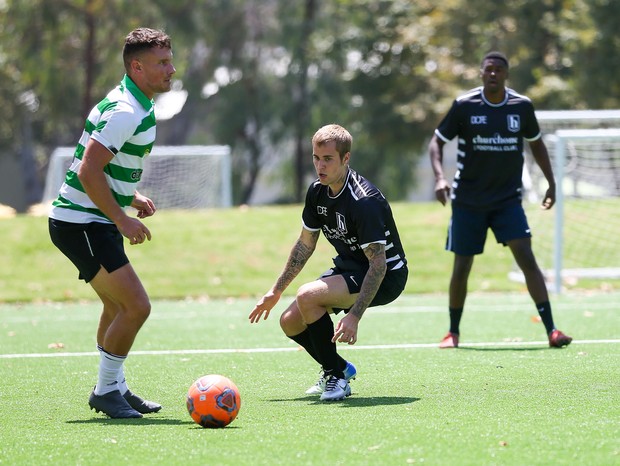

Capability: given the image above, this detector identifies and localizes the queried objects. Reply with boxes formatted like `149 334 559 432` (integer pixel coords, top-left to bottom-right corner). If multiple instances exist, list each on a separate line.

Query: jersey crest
336 212 348 234
507 114 521 133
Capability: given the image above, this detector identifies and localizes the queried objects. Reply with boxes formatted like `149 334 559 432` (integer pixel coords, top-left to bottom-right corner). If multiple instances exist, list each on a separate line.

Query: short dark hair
312 124 352 159
123 28 171 72
482 51 509 68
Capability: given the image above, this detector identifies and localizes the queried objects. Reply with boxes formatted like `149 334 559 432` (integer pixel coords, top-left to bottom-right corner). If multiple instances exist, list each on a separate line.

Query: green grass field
1 202 618 303
1 293 619 465
0 203 618 465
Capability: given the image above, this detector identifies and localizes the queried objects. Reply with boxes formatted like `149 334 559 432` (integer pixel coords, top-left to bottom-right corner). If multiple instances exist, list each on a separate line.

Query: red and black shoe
439 332 459 349
549 330 573 348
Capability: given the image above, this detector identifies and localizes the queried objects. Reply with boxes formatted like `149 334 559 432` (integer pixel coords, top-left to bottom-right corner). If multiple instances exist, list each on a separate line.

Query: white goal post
550 128 620 292
519 126 620 293
43 145 232 209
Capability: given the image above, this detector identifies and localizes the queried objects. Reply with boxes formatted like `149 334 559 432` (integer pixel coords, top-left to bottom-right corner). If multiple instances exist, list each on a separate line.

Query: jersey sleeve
435 100 462 142
354 196 388 248
90 102 140 155
301 183 322 231
521 101 542 141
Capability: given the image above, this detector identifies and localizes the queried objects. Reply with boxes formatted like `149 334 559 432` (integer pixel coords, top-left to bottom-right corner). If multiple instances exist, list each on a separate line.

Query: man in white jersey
48 28 176 418
249 124 408 401
429 51 572 349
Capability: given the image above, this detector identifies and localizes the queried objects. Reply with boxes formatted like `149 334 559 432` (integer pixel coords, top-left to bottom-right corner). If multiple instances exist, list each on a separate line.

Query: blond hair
312 124 352 159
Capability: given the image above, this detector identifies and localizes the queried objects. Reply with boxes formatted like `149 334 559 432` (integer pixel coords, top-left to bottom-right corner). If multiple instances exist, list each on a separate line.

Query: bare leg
89 263 151 356
449 254 474 309
508 238 548 304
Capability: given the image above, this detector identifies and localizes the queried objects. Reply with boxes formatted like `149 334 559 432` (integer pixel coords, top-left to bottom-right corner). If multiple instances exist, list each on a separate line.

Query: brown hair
311 124 352 159
123 28 171 72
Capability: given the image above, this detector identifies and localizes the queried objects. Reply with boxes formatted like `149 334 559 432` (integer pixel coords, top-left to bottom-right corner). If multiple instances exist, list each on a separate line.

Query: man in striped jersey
249 124 408 401
429 51 572 349
48 28 176 418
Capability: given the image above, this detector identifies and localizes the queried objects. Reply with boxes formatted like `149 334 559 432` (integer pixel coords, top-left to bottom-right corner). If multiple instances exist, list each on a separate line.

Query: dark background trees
1 0 618 210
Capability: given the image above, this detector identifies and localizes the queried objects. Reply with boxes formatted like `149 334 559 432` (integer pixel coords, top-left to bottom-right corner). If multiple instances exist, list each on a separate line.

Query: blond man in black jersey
250 124 408 401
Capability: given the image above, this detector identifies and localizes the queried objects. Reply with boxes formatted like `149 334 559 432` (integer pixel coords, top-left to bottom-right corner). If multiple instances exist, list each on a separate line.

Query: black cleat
89 389 143 418
123 390 162 414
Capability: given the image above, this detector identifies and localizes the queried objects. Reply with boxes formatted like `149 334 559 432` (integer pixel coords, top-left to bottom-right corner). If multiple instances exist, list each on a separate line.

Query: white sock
94 346 126 396
117 367 129 395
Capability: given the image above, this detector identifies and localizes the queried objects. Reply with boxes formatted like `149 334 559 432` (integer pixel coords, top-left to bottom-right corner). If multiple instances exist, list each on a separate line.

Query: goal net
43 145 232 209
518 125 620 293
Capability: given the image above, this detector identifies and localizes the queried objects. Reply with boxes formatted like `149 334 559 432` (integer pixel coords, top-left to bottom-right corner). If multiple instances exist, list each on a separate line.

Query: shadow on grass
270 396 420 407
66 417 194 426
457 346 549 352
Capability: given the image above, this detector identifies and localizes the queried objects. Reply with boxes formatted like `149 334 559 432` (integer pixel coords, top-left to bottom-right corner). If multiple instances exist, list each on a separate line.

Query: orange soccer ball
186 374 241 428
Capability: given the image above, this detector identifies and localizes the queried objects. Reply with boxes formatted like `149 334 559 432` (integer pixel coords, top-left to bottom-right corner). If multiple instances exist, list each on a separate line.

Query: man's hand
434 178 451 206
132 191 156 218
332 313 360 345
249 291 281 324
117 216 152 245
541 186 556 210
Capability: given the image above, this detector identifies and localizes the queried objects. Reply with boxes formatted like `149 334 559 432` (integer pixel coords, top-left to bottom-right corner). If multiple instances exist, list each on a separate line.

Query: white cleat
319 376 351 401
305 371 328 395
306 361 357 395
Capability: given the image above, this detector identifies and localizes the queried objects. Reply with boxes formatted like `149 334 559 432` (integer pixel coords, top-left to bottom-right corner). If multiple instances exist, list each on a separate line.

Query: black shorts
446 201 532 255
48 218 129 282
320 265 408 314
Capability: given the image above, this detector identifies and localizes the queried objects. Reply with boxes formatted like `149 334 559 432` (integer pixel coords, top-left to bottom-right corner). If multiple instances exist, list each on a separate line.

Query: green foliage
1 0 620 206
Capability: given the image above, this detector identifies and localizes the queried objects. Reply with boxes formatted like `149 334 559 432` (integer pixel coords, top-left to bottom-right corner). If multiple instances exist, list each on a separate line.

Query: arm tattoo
274 231 319 292
349 243 387 320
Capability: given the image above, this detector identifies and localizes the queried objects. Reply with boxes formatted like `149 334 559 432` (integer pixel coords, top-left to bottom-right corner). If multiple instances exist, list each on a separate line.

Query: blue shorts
446 202 532 256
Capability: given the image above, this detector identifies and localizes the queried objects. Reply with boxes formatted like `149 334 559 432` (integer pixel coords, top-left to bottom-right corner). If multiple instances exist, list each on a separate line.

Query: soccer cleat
549 329 573 348
123 390 162 414
343 361 357 381
89 389 143 418
305 371 328 395
319 375 352 401
305 361 357 395
439 332 459 348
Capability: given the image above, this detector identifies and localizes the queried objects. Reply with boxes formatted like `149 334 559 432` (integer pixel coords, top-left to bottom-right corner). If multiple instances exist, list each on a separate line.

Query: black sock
536 301 555 335
288 329 322 365
306 313 345 378
449 307 463 335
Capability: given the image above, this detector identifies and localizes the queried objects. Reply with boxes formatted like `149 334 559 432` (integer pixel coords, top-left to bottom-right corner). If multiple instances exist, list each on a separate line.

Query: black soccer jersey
435 86 542 209
302 168 407 272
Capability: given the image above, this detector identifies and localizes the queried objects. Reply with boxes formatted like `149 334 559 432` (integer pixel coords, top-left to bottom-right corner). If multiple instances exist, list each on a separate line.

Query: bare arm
273 228 320 294
429 134 450 205
78 139 153 244
249 228 320 323
332 242 387 344
348 243 387 319
529 138 556 210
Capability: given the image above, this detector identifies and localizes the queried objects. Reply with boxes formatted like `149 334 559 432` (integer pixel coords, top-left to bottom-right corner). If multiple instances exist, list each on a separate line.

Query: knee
452 263 471 282
520 259 542 277
279 310 290 331
280 307 303 334
132 297 151 324
514 250 539 274
295 283 316 312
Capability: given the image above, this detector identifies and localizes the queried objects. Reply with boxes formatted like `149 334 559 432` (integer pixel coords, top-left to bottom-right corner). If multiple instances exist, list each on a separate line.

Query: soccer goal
519 127 620 293
43 145 232 209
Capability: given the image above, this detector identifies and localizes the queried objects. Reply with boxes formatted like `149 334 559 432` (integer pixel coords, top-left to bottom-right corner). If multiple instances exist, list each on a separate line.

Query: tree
1 0 619 209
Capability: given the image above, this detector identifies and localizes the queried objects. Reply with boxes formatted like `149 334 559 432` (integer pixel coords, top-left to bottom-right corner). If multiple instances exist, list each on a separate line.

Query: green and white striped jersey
49 75 156 224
